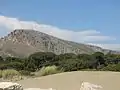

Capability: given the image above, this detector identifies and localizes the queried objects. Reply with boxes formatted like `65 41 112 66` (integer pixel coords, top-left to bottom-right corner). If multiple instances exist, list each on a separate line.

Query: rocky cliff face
0 29 119 57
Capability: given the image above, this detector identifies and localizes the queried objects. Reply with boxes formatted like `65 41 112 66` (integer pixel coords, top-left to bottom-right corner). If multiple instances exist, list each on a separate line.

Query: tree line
0 52 120 73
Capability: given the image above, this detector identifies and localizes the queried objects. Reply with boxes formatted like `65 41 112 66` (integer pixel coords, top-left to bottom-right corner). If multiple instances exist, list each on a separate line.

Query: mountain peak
0 29 119 57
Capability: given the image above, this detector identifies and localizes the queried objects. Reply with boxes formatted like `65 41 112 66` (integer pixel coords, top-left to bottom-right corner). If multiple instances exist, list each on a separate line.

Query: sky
0 0 120 50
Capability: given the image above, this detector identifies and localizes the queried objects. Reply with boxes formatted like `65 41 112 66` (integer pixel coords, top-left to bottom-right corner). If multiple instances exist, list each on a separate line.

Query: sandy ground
17 71 120 90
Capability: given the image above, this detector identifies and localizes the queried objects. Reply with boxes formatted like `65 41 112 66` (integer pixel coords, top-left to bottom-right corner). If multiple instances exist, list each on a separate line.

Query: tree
58 59 81 71
105 53 120 64
5 56 22 62
60 53 76 59
0 56 4 65
28 52 56 69
54 53 77 66
77 54 94 69
92 52 105 69
26 62 36 72
0 56 3 61
7 62 24 71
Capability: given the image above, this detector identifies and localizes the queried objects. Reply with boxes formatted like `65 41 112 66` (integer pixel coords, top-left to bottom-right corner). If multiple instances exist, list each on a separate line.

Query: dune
17 71 120 90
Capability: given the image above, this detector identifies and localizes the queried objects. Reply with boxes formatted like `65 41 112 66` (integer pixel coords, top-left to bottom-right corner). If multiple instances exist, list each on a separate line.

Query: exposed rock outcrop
0 29 119 57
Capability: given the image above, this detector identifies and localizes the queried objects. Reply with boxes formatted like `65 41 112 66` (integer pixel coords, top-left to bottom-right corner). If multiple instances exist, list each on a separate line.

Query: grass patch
36 65 63 76
2 69 20 80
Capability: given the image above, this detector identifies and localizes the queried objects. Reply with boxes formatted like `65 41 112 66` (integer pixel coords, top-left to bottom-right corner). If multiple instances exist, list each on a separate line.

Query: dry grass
2 69 20 79
35 66 63 76
0 69 23 81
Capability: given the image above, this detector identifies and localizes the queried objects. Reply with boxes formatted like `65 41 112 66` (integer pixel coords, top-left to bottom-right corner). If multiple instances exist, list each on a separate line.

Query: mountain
0 29 119 57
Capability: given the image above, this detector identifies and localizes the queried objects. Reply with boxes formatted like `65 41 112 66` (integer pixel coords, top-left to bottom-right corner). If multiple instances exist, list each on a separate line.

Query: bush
102 63 120 71
58 59 82 72
19 70 31 76
102 64 116 71
7 62 24 71
36 65 63 76
2 69 20 79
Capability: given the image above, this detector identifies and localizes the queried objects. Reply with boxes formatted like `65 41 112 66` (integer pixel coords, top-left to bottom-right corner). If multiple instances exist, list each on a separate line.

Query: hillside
0 29 118 57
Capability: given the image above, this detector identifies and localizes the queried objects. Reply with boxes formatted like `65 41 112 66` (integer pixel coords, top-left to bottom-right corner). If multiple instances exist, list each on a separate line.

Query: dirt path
17 71 120 90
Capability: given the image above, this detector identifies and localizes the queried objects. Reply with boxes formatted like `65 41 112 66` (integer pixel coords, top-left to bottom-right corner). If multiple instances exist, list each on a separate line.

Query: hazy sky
0 0 120 50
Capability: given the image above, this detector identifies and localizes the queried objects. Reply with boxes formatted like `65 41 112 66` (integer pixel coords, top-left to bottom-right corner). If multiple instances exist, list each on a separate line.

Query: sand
17 71 120 90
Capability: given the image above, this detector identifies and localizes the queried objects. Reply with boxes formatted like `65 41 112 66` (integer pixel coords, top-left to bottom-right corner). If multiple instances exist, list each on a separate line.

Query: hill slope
0 29 118 57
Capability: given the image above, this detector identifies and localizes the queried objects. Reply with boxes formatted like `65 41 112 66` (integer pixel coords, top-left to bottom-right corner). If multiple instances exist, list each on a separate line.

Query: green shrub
7 62 24 71
58 59 82 71
102 64 116 71
19 70 31 76
102 63 120 71
36 65 63 76
115 63 120 71
2 69 20 79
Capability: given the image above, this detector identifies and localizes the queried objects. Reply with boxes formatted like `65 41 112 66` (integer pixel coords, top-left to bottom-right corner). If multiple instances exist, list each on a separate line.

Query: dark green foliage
77 54 92 67
28 52 56 69
91 52 106 69
0 51 120 74
59 59 80 71
0 64 7 70
19 70 31 76
105 53 120 65
25 63 37 72
92 52 105 64
0 56 3 61
7 62 24 71
102 63 120 71
59 53 76 59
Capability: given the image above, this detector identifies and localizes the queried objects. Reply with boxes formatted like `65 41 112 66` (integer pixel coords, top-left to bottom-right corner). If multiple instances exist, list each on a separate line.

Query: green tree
26 62 36 72
77 54 94 69
105 53 120 64
59 59 81 71
0 56 4 66
28 52 56 69
58 53 76 60
7 62 24 71
0 56 3 61
92 52 105 69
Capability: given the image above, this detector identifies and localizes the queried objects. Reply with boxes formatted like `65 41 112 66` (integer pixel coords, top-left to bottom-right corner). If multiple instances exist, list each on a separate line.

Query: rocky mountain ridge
0 29 119 57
